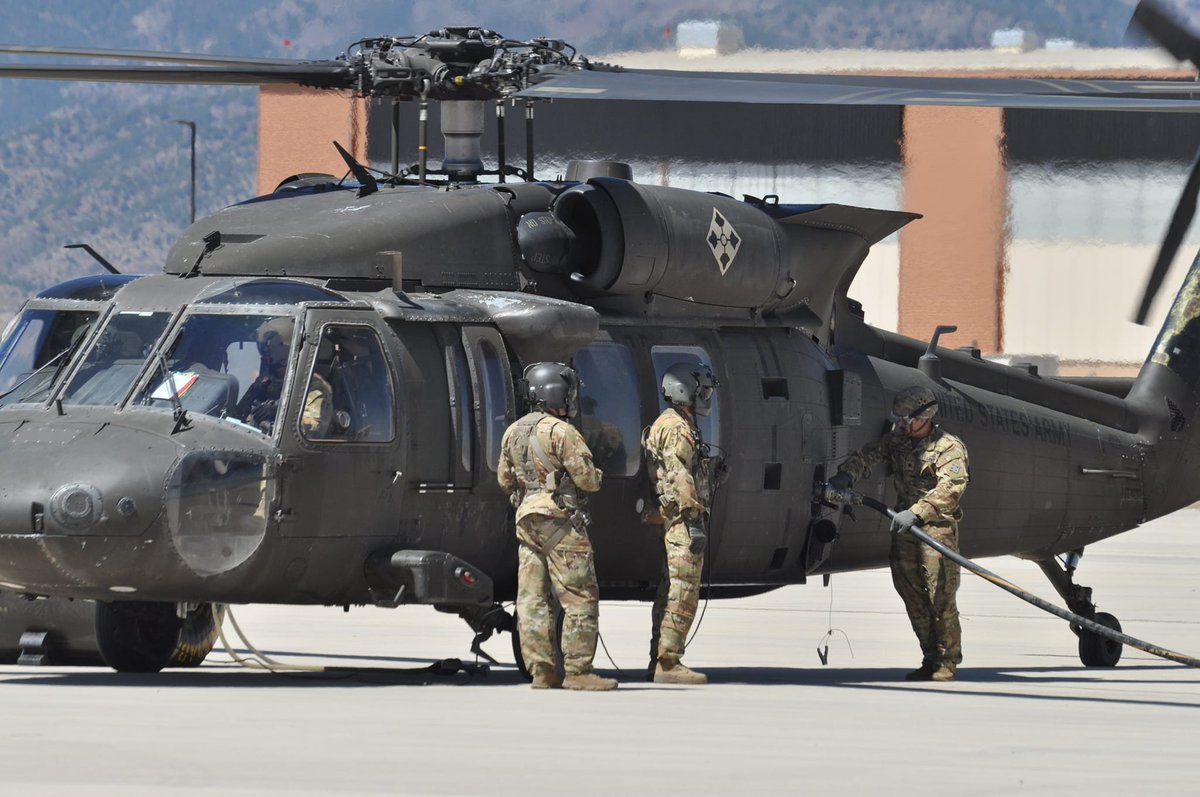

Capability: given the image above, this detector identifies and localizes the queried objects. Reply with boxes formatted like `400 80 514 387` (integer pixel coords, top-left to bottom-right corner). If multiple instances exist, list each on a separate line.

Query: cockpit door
275 308 404 541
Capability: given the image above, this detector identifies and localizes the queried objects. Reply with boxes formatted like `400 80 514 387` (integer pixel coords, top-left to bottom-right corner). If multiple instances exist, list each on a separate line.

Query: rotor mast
338 28 584 183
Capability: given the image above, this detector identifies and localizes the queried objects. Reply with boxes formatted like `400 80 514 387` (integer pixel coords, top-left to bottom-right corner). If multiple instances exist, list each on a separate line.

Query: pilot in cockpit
235 317 330 436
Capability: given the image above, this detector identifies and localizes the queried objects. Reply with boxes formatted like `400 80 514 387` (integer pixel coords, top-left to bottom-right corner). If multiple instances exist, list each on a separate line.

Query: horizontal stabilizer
776 204 921 246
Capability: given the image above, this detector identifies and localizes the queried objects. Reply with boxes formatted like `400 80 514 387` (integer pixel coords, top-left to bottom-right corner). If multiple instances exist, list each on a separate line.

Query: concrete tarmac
1 508 1198 796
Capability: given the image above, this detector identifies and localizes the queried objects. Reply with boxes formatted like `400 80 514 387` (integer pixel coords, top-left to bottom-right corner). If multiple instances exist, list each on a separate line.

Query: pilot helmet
256 317 295 364
661 362 718 417
892 385 938 424
524 361 581 417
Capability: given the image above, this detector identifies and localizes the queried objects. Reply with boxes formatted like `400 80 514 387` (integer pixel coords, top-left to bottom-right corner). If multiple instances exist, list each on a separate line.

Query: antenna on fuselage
919 325 958 382
334 140 379 198
64 243 120 274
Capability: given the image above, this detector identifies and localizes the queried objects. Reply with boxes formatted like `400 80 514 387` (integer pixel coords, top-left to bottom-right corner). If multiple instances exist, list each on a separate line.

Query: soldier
642 362 721 685
234 317 331 437
829 384 969 682
497 362 617 691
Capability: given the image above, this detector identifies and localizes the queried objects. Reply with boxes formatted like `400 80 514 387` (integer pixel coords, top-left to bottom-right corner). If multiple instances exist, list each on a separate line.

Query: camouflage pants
515 515 600 676
650 519 704 664
890 522 962 667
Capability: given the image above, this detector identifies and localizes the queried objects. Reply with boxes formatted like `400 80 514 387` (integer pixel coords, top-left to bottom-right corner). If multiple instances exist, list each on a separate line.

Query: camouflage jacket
643 407 709 522
836 426 969 525
497 411 603 523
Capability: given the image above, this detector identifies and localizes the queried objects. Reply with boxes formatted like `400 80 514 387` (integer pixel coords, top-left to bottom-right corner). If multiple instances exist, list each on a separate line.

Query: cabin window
132 313 296 433
301 325 395 443
574 342 642 477
651 345 721 449
478 340 509 471
0 308 99 406
446 337 474 476
63 311 172 407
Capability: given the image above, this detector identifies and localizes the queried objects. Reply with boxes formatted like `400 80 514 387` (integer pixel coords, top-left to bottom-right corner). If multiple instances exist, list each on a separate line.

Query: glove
828 471 854 491
251 399 278 424
686 521 708 555
890 509 919 535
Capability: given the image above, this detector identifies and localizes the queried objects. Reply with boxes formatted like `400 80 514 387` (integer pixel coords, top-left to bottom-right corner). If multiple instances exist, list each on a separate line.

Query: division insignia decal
707 208 741 275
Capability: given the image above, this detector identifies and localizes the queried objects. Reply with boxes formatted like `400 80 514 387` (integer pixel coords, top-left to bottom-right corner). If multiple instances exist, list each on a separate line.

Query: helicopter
0 0 1199 674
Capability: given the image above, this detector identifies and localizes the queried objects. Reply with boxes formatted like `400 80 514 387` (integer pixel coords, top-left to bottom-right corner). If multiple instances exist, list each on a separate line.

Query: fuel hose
826 487 1200 668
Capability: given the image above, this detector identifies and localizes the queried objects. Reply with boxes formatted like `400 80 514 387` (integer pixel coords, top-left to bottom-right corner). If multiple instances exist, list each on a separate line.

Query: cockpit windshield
131 312 297 434
61 311 172 406
0 308 100 406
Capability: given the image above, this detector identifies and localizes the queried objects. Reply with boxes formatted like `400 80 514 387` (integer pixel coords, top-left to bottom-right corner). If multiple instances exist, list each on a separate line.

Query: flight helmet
524 361 581 417
661 362 718 417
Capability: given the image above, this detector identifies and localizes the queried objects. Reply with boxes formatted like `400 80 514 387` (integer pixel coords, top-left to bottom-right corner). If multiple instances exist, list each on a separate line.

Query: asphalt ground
0 508 1197 796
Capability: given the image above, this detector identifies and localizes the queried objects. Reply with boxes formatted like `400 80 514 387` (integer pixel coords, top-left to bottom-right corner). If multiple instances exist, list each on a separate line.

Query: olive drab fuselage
0 174 1188 611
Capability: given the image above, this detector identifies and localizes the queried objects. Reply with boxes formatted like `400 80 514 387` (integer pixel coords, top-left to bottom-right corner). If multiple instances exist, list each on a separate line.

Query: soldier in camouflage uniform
497 362 617 691
642 362 721 685
829 384 969 682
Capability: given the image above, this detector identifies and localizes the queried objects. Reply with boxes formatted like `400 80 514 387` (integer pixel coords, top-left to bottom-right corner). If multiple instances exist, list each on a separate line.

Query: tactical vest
644 410 713 512
507 412 580 509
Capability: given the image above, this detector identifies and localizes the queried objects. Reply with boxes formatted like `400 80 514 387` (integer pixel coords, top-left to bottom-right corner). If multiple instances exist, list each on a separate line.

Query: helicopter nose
0 420 181 593
0 421 171 537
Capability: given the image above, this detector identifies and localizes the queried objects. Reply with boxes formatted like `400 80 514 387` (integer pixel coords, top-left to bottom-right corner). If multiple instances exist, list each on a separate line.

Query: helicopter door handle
392 470 403 485
1079 468 1138 479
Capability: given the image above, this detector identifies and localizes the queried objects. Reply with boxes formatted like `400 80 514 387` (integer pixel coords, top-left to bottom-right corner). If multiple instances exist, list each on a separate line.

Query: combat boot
930 664 956 682
653 660 707 685
530 665 562 690
904 662 935 681
563 671 618 691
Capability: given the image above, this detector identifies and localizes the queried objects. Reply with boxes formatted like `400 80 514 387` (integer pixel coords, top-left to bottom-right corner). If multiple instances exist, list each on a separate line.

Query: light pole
171 119 196 224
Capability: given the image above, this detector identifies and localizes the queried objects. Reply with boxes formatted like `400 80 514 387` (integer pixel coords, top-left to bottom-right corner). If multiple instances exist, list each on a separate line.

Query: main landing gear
1036 550 1123 667
95 601 225 672
458 602 563 681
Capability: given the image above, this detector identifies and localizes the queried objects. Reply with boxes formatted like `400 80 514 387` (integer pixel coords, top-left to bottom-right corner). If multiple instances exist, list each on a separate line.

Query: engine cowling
518 177 794 308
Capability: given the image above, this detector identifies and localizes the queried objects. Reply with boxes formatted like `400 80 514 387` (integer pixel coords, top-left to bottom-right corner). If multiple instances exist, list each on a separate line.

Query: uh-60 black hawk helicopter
1 0 1200 674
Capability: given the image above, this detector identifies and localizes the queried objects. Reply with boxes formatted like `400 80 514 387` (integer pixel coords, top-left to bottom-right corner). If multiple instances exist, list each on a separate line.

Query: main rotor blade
0 62 352 88
1130 0 1200 66
646 70 1200 100
0 43 298 66
520 69 1200 112
1134 144 1200 324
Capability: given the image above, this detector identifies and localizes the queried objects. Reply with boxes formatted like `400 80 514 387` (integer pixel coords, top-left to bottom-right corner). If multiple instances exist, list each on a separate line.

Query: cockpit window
0 308 99 406
196 280 346 306
301 325 395 443
36 274 141 301
62 311 171 406
132 313 297 434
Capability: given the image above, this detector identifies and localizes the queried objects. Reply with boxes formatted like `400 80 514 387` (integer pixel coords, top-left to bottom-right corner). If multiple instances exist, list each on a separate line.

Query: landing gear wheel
95 601 184 673
1079 611 1123 667
169 603 226 667
511 612 530 680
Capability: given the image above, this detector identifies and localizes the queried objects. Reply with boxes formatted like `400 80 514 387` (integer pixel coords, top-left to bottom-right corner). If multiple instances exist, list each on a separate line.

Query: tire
94 601 184 673
1079 611 1123 667
169 603 226 667
511 614 530 680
